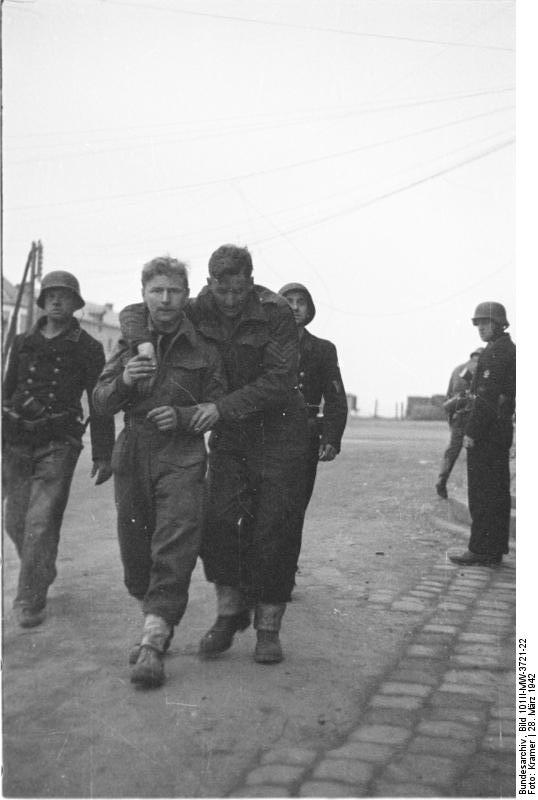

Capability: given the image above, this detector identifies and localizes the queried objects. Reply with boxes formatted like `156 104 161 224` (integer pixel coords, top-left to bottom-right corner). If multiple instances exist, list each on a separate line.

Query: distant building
76 302 120 358
406 395 446 421
2 277 30 339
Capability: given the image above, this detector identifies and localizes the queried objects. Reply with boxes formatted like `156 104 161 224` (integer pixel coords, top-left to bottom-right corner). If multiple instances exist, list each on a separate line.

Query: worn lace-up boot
253 603 286 663
130 614 171 688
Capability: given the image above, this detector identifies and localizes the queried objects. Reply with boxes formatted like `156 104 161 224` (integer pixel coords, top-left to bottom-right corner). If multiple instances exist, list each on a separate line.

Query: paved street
2 418 516 797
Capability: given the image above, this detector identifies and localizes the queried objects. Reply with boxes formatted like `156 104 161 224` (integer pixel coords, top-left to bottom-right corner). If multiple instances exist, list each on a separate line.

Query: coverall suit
93 315 226 626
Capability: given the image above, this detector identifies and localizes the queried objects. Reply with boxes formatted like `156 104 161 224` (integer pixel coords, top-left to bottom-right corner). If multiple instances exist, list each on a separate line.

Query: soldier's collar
32 315 81 342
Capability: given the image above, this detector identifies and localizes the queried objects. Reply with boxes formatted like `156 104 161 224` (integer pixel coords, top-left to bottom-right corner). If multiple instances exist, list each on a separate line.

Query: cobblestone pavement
227 554 516 798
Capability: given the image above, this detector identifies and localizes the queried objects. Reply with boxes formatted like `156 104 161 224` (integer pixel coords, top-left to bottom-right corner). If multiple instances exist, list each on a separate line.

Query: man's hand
189 403 220 434
122 354 156 387
146 406 178 432
463 435 475 449
318 443 338 462
91 460 113 485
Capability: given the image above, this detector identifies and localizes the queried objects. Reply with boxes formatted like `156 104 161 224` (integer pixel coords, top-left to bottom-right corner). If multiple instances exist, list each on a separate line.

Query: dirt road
2 418 495 797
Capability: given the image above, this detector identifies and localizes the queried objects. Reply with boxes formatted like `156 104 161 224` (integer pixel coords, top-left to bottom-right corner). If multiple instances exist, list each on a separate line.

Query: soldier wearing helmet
2 271 115 628
435 347 484 499
449 301 515 567
278 282 348 580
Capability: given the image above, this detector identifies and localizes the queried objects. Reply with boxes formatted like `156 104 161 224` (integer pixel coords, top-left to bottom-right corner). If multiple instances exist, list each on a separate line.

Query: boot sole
130 667 164 688
16 609 46 628
254 652 283 664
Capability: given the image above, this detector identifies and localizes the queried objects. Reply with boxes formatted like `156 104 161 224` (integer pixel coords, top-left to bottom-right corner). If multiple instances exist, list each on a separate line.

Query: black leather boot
199 610 251 657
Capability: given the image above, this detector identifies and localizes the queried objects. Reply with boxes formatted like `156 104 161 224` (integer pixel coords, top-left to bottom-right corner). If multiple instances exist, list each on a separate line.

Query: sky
1 0 519 417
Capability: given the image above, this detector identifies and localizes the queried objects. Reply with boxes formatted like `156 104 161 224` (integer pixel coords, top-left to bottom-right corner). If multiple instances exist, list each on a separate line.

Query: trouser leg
248 414 308 604
202 413 307 605
115 468 153 602
3 443 33 557
303 427 321 509
15 442 80 609
467 437 511 556
142 461 206 627
202 446 250 590
290 429 320 572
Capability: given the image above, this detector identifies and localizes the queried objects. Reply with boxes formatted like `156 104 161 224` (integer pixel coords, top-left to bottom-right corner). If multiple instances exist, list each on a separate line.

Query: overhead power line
4 85 514 144
6 87 515 165
99 0 514 51
65 128 512 265
318 262 512 319
247 137 514 247
9 104 513 212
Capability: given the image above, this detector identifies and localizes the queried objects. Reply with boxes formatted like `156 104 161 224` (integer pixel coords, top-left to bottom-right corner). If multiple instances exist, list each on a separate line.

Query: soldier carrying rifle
435 348 484 500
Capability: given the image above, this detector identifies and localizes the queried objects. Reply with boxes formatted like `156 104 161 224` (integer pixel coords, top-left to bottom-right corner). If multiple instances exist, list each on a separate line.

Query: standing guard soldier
2 271 114 628
119 245 308 665
279 283 348 576
449 302 516 566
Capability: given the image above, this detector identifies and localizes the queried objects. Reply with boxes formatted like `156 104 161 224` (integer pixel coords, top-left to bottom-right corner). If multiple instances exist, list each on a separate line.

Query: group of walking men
3 244 515 689
3 245 348 688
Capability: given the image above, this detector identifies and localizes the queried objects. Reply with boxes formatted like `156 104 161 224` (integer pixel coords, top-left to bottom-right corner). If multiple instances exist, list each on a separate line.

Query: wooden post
25 248 37 331
3 242 37 362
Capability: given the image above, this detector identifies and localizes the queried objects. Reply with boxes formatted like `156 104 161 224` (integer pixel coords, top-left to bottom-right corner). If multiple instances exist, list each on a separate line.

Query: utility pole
3 242 38 362
25 240 43 331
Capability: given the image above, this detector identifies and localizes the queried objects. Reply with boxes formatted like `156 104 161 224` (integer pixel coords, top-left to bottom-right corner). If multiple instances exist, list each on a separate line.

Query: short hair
141 256 189 289
208 244 253 279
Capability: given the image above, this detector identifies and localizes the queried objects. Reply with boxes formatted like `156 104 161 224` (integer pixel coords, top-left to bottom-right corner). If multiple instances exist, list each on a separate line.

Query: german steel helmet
37 271 85 310
471 301 509 328
278 282 316 325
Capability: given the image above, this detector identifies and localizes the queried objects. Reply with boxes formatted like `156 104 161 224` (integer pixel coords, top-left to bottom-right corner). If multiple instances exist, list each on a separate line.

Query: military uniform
93 315 226 627
464 332 516 557
437 358 476 493
297 329 347 507
2 316 114 613
278 283 347 573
